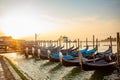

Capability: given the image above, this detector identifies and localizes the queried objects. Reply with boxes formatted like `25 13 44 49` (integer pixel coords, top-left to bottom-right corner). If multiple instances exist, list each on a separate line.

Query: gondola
61 46 112 66
50 45 64 53
49 46 74 62
82 53 116 71
39 46 57 60
39 49 49 59
93 46 112 58
60 46 97 66
82 45 98 58
39 45 64 60
49 46 88 62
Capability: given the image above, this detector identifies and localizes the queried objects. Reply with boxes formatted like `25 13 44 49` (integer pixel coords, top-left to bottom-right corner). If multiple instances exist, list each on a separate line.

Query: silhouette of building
58 36 68 43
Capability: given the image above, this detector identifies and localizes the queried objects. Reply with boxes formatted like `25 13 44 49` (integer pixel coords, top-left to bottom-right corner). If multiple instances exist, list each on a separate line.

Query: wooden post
86 38 88 47
78 39 80 50
116 32 120 66
41 40 42 47
109 36 113 53
66 40 68 49
25 47 29 59
51 40 52 47
76 39 77 48
52 40 54 47
59 40 61 47
80 41 82 48
96 38 98 53
57 40 58 47
48 41 50 47
35 33 37 47
79 52 83 69
54 40 57 46
69 40 71 48
42 40 44 47
43 40 45 47
54 40 56 47
47 40 49 47
39 40 40 47
93 35 95 48
98 40 100 47
66 40 68 55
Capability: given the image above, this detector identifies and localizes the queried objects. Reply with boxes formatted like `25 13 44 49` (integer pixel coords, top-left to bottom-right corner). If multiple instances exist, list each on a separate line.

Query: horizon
0 0 120 40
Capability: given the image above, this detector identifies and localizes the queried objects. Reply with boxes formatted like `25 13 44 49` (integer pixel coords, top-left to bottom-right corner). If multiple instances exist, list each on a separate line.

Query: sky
0 0 120 41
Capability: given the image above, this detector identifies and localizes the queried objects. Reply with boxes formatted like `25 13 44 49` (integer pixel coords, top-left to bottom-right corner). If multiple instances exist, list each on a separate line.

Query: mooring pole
35 33 37 47
86 38 88 47
76 39 77 48
52 40 55 46
66 40 68 49
93 38 98 63
80 41 82 48
66 40 68 55
78 39 80 50
109 36 113 53
96 38 98 53
69 40 71 48
93 35 95 48
59 40 61 47
116 32 120 66
57 40 58 47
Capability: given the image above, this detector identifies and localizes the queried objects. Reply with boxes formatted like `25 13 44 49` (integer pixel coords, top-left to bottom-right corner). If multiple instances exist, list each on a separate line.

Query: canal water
0 42 118 80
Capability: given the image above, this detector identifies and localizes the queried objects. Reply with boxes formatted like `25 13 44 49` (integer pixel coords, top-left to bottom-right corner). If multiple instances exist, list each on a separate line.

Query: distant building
100 37 117 42
0 36 13 46
63 36 68 42
0 36 26 51
58 36 68 43
0 36 13 51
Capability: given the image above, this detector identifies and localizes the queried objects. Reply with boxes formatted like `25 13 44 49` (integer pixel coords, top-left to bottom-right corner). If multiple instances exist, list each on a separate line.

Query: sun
1 10 55 39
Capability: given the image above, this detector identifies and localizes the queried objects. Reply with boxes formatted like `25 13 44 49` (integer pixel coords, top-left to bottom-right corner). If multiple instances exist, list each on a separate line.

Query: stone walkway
0 55 22 80
0 62 5 80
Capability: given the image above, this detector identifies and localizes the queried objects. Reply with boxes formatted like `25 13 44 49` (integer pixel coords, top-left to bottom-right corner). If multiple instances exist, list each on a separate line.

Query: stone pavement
0 55 22 80
0 62 5 80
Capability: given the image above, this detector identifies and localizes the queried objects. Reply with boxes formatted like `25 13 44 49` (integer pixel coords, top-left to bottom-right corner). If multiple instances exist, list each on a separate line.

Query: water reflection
90 69 115 80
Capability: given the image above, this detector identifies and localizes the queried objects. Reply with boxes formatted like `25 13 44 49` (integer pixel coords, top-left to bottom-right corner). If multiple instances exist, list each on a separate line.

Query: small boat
39 46 56 60
49 46 75 62
50 45 64 53
39 49 49 59
49 46 88 62
60 46 74 55
39 45 64 60
82 46 98 58
82 53 116 71
93 46 112 58
61 46 112 67
69 46 89 57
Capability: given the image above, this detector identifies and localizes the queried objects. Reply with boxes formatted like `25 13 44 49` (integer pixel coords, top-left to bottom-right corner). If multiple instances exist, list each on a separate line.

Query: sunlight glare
1 10 54 39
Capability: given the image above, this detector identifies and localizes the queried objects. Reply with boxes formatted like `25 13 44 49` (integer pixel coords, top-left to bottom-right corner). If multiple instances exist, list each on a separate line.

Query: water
0 42 118 80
